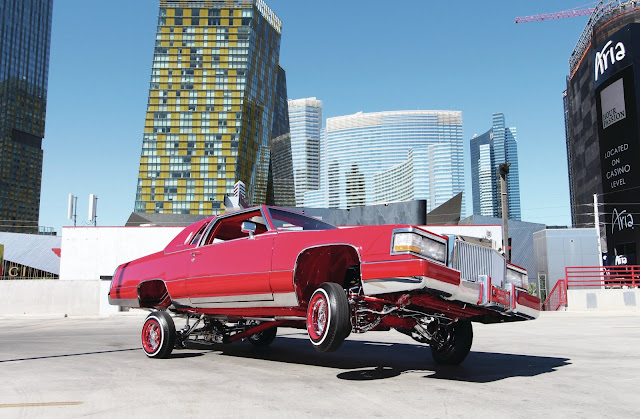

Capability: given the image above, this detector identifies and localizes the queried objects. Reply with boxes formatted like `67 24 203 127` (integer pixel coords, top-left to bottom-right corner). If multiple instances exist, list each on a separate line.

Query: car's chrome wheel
306 282 351 352
141 311 176 358
308 293 328 340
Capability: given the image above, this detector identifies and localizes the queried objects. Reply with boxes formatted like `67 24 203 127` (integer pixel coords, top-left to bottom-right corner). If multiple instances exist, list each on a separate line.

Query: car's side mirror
241 221 257 238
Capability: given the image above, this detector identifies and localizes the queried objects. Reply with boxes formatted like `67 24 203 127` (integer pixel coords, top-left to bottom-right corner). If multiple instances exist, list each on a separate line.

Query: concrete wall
0 280 102 316
0 226 184 316
568 288 640 311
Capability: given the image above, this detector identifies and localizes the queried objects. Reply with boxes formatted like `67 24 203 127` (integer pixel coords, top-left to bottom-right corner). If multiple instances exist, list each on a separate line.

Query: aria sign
595 40 627 82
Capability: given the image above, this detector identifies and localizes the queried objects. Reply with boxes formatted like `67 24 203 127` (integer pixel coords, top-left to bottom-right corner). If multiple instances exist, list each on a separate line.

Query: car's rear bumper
360 259 540 320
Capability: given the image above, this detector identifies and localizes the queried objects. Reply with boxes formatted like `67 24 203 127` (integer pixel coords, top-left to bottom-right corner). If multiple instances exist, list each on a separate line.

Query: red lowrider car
109 206 540 364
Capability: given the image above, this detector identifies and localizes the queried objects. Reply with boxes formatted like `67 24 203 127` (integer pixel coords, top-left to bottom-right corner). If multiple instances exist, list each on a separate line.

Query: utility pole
499 163 511 261
594 193 603 267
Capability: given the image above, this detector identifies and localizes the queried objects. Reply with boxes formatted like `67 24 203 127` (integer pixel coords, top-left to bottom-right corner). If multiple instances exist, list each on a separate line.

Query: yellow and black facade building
134 0 293 216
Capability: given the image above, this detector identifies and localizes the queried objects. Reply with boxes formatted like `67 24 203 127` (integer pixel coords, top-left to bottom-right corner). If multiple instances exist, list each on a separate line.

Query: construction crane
515 2 597 23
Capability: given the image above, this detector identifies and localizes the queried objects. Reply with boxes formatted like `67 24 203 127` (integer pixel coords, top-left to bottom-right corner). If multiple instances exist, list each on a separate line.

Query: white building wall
534 228 599 297
60 226 183 281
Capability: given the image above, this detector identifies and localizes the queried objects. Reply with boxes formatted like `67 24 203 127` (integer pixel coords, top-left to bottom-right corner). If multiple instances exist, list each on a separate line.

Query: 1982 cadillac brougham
109 206 540 364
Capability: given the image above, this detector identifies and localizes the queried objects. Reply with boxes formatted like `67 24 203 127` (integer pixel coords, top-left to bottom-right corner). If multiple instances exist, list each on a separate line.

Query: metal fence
566 265 640 288
543 280 567 311
0 261 58 280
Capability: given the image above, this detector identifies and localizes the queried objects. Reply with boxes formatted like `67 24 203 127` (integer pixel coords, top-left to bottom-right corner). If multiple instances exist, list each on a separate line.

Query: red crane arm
515 7 595 23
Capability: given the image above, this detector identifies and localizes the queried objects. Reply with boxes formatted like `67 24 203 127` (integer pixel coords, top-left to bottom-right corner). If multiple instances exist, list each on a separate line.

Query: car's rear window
267 208 336 231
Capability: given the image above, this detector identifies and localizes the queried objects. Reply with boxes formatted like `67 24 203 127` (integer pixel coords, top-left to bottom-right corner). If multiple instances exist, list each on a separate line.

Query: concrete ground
0 311 638 418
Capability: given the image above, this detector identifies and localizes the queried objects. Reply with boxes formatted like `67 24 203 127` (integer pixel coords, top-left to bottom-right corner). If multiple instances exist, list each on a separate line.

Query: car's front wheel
141 311 176 358
430 320 473 365
306 282 351 352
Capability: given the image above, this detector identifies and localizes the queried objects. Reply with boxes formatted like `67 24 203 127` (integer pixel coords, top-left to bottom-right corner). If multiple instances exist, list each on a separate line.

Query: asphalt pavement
0 311 638 418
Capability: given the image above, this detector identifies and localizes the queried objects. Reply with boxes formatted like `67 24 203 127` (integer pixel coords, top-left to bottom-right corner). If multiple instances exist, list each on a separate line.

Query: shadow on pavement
184 336 570 383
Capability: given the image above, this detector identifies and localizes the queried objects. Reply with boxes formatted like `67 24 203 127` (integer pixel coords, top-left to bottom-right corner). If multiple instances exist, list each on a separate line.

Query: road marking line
0 402 83 408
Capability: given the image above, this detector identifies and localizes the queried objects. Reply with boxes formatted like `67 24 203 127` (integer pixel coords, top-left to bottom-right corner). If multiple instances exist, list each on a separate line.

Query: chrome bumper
362 274 540 320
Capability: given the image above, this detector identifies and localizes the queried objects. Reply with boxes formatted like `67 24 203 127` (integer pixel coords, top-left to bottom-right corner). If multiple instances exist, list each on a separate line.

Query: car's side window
201 210 269 246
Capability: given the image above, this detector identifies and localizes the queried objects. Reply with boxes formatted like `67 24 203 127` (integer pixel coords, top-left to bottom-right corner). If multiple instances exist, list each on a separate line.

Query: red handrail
543 279 567 311
565 265 639 288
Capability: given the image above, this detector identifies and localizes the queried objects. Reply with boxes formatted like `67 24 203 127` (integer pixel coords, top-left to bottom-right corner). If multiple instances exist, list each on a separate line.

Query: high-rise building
566 1 640 229
0 0 53 233
266 66 295 206
470 113 521 220
304 110 465 212
134 0 289 215
287 97 322 206
565 1 640 264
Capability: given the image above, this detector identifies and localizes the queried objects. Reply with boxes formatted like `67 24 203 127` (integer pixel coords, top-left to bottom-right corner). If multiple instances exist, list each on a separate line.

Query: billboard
595 24 640 265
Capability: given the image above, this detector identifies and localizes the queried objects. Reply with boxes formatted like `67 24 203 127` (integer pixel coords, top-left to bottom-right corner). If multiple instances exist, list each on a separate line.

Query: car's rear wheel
141 311 176 358
430 320 473 365
248 326 278 346
306 282 351 352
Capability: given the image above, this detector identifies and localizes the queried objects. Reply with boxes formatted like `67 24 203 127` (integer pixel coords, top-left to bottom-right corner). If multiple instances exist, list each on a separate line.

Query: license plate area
478 275 512 311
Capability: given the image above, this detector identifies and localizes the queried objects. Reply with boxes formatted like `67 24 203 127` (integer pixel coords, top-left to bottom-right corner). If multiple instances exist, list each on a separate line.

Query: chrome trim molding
444 279 482 305
108 298 139 307
362 276 458 296
190 293 274 304
181 292 299 308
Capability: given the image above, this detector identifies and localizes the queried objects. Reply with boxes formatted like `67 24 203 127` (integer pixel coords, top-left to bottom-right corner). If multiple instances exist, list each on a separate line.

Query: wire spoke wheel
142 319 162 353
308 293 328 340
141 311 176 358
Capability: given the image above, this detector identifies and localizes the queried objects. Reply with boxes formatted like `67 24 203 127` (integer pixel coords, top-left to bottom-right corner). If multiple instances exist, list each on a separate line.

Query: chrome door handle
190 251 201 262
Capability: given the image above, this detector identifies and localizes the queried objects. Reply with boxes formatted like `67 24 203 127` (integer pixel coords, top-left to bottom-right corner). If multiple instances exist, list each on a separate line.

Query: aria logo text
595 40 626 82
612 208 634 234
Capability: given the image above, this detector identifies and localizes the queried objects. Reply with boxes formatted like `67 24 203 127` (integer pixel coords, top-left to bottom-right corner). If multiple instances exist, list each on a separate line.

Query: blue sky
40 0 592 232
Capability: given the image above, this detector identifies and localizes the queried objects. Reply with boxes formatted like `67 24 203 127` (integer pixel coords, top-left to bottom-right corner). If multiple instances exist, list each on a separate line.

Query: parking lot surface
0 311 638 418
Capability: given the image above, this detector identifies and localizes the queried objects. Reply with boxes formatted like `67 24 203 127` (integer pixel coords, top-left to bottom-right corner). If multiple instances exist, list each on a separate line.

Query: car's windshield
267 208 337 231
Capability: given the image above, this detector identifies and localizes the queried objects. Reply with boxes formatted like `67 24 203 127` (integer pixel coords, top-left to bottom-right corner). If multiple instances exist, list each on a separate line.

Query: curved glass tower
307 110 464 212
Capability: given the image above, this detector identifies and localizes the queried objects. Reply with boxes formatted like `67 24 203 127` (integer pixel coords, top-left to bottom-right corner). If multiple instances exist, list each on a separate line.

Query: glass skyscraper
0 0 52 233
470 113 521 220
134 0 291 215
305 110 465 212
287 97 322 206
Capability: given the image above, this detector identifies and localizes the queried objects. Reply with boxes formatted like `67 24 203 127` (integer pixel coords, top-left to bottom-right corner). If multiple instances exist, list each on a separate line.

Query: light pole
499 163 511 261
